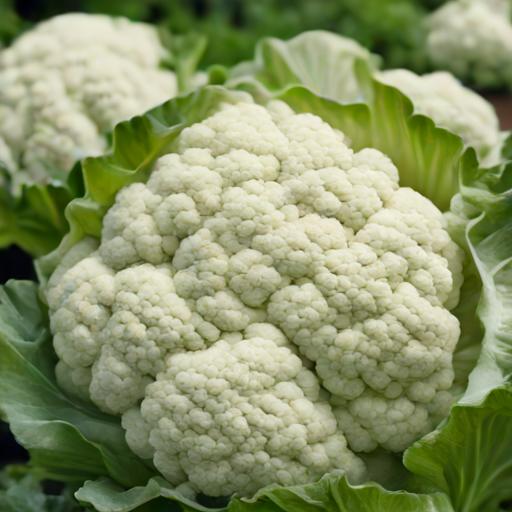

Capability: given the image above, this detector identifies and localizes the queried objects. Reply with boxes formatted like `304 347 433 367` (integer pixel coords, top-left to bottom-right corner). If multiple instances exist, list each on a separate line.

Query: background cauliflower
230 31 505 169
426 0 512 90
377 69 503 165
0 13 176 184
46 97 464 498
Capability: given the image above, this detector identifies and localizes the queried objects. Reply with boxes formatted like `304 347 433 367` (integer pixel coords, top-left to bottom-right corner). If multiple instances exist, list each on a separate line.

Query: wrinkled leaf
76 473 453 512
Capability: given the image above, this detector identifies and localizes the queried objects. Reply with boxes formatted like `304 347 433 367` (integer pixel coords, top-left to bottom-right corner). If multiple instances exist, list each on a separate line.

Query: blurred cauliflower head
377 69 502 165
0 13 176 183
47 98 464 497
426 0 512 89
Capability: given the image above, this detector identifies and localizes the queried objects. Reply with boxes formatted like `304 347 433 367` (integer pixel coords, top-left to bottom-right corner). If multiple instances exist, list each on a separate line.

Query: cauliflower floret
426 0 512 90
0 13 176 183
377 69 502 164
122 337 365 497
47 99 464 496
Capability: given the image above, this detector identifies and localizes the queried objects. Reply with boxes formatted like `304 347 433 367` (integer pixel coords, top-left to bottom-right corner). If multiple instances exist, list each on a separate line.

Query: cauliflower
426 0 512 89
46 98 464 497
0 13 176 184
377 69 502 164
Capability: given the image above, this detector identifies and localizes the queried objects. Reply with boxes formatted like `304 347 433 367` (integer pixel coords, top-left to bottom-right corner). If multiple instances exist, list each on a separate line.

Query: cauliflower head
46 98 464 497
426 0 512 89
0 13 176 183
377 69 502 164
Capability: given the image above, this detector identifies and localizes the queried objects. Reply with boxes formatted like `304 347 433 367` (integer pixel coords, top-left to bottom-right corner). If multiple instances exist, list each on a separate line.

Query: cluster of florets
0 14 176 184
47 98 464 497
427 0 512 90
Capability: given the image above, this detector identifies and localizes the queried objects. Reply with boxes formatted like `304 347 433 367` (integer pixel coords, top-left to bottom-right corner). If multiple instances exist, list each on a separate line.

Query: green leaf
158 28 208 94
76 478 211 512
460 161 512 399
0 466 83 512
0 159 84 257
405 387 512 512
0 179 73 257
0 280 154 487
76 473 453 512
227 31 378 104
242 473 453 512
501 133 512 162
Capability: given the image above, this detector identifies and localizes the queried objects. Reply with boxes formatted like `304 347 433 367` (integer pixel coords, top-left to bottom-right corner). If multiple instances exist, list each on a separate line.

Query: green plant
0 31 510 511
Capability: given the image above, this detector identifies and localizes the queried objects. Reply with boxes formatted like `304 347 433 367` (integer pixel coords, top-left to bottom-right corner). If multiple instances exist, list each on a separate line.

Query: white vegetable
122 338 365 497
426 0 512 89
47 99 464 496
0 13 176 183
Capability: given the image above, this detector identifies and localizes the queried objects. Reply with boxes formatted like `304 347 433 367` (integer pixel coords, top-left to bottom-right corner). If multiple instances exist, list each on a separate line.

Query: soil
485 93 512 130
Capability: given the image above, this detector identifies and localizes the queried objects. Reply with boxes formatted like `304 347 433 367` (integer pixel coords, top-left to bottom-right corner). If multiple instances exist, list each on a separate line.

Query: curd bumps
47 99 464 497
